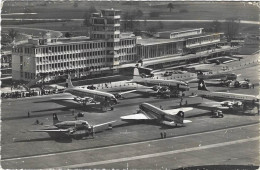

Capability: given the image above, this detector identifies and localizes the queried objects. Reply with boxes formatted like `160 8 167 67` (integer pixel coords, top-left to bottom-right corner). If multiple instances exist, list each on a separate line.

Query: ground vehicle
228 80 252 89
240 81 252 89
211 110 224 118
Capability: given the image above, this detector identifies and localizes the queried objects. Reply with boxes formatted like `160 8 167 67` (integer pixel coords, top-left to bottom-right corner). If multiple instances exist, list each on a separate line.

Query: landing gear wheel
110 107 114 111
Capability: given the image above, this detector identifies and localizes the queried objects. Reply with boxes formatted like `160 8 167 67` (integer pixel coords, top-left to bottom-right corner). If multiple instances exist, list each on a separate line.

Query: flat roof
137 38 181 46
157 28 203 34
185 33 224 40
143 46 234 66
102 8 121 12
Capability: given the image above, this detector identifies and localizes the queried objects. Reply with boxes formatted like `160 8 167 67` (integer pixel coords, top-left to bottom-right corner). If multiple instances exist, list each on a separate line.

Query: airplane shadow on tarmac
14 137 73 143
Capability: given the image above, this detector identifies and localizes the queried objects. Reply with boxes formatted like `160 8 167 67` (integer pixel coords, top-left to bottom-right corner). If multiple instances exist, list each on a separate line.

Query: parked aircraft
197 71 237 81
188 71 238 86
132 68 189 92
30 113 116 139
54 75 118 111
121 103 192 127
194 79 259 112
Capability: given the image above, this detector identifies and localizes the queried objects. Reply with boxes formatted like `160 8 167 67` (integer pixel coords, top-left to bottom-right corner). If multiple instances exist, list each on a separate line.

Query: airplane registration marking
1 123 258 162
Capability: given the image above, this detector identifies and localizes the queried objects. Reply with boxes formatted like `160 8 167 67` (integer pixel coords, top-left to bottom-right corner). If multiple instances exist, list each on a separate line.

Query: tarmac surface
1 65 259 169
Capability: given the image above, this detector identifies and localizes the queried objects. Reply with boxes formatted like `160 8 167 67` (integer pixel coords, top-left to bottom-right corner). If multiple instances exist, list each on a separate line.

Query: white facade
12 9 137 82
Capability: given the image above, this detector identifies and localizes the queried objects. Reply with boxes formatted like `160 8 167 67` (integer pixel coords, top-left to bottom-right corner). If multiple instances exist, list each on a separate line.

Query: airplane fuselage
135 78 189 91
139 103 182 124
65 87 117 105
198 90 259 105
198 73 237 80
55 120 90 130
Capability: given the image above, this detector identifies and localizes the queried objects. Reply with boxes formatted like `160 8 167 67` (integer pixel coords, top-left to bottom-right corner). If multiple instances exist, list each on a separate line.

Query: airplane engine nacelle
74 97 81 102
152 85 162 91
221 101 233 107
234 101 243 106
161 121 177 127
114 93 122 99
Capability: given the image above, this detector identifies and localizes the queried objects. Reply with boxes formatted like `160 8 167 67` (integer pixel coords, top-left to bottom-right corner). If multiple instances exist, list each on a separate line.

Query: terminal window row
36 51 109 63
36 61 114 72
36 53 134 66
14 42 108 54
37 57 109 65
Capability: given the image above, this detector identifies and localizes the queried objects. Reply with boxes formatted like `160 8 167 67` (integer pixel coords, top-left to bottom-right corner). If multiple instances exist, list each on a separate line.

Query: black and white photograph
1 1 259 169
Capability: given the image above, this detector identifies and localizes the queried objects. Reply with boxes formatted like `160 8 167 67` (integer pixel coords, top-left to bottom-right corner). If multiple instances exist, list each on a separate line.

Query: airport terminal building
12 8 236 83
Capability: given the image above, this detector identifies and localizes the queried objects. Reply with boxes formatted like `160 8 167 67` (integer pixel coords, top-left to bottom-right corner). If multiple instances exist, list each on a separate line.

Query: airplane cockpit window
82 122 87 125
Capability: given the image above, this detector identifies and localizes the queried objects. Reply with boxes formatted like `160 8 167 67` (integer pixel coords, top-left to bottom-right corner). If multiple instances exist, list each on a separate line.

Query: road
2 26 63 38
2 18 260 25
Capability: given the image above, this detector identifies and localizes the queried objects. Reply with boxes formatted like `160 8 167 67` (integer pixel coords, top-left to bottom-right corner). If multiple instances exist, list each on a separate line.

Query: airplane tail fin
198 79 208 91
176 111 184 118
53 113 60 125
66 75 74 88
133 67 142 81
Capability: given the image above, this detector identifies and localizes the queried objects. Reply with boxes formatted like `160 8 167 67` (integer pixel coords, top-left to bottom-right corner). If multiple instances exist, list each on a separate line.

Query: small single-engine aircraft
29 113 116 139
53 75 118 111
121 103 192 127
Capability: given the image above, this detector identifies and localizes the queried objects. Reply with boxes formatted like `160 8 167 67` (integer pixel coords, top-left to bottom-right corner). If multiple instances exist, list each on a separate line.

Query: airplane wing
93 120 117 128
161 119 192 126
183 120 192 123
187 78 199 83
115 90 137 98
29 129 70 133
51 97 75 100
29 128 72 138
92 120 117 133
118 90 137 95
121 113 155 120
164 107 193 115
204 80 223 85
196 102 230 110
52 96 96 104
